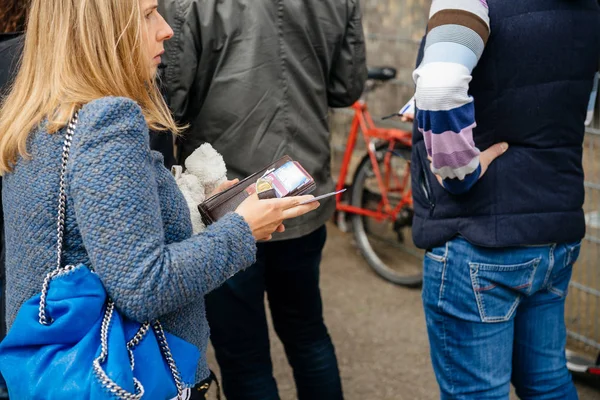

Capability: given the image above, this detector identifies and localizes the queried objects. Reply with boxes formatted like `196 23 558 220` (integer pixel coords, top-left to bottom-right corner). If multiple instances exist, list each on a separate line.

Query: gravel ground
206 223 600 400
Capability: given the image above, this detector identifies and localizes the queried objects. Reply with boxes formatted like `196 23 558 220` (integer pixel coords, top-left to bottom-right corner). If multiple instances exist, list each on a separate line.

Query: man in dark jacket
159 0 367 398
0 35 22 93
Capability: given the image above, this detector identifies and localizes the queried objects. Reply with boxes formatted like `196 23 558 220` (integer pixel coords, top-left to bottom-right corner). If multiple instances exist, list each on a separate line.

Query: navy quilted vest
411 0 600 249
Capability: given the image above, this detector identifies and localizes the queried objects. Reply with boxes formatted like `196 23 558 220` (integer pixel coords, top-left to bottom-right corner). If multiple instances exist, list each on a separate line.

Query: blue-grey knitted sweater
2 97 257 382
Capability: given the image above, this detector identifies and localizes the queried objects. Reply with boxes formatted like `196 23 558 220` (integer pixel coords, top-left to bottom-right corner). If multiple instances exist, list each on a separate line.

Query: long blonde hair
0 0 180 174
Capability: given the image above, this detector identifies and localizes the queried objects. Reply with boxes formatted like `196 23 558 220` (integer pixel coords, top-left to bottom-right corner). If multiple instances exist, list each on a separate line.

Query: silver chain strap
127 322 151 371
38 113 79 325
93 301 145 400
36 113 185 399
56 116 76 273
38 265 76 325
152 321 186 395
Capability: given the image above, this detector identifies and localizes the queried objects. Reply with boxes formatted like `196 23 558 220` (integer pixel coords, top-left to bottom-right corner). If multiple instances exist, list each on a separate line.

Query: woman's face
140 0 173 77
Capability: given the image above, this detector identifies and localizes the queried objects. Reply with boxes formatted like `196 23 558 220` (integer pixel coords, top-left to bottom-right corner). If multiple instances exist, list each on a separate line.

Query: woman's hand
235 195 320 241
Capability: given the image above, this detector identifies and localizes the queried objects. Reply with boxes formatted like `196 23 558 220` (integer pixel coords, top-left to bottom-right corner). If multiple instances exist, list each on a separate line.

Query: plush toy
172 143 228 233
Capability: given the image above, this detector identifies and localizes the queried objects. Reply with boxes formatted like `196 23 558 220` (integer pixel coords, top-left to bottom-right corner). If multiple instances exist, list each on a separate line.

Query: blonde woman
0 0 319 396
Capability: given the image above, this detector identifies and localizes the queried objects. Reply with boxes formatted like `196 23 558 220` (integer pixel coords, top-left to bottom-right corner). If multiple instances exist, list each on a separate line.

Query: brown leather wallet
198 155 316 226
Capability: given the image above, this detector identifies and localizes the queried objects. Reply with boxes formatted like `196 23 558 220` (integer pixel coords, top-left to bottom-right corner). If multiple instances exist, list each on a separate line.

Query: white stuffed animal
172 143 228 233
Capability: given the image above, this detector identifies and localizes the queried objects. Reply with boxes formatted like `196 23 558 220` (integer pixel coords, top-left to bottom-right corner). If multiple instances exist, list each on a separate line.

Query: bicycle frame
335 100 413 223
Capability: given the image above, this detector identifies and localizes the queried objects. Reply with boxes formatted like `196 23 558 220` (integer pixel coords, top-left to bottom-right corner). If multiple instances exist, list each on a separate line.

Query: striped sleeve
413 0 490 194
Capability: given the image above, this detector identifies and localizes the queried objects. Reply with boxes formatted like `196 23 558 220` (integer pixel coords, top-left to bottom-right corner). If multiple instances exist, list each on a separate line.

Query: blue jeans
205 226 343 400
422 237 581 400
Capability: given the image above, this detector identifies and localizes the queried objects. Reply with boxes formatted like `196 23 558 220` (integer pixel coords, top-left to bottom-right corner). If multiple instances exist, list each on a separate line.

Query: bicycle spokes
349 143 423 287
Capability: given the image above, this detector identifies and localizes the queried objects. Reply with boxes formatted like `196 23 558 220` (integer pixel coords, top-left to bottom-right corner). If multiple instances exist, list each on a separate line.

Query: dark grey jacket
0 33 23 96
160 0 367 239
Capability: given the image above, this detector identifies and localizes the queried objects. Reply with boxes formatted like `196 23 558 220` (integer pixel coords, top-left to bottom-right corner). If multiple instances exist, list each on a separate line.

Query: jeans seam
425 252 445 263
548 286 565 298
548 243 579 297
469 265 487 322
437 242 455 392
440 312 457 394
543 244 557 289
564 243 580 268
437 242 449 308
484 295 521 323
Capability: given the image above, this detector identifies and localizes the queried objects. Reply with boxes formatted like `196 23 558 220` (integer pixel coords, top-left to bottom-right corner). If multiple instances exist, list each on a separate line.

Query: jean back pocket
469 258 541 322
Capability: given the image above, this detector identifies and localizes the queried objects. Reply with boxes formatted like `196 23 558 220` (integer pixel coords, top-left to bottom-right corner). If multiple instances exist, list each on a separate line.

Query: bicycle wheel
350 143 423 287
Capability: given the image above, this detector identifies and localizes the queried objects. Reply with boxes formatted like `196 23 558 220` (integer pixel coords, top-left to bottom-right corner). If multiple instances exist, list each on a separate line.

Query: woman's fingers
262 195 316 210
280 201 320 220
236 194 319 241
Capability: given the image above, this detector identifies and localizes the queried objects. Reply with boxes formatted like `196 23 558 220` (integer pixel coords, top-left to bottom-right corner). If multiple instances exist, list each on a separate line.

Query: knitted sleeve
68 97 256 322
413 0 490 194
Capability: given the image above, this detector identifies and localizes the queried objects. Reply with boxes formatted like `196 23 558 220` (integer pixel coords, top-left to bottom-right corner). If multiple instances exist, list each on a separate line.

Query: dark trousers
205 226 343 400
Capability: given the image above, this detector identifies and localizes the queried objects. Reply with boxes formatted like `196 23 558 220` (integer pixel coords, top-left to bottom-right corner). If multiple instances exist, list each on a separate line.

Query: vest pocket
469 258 541 322
414 146 435 215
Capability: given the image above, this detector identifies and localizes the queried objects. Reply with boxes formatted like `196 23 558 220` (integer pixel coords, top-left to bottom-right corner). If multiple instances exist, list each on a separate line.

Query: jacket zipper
418 150 435 215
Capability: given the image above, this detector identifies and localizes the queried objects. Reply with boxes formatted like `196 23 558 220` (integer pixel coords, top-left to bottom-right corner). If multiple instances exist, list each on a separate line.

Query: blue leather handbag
0 113 201 399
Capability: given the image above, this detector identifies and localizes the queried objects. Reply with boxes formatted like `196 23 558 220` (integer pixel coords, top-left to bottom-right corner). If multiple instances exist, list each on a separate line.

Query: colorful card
246 161 311 198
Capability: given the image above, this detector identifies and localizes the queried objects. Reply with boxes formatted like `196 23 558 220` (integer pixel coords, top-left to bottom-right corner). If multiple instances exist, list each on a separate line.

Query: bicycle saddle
367 67 397 81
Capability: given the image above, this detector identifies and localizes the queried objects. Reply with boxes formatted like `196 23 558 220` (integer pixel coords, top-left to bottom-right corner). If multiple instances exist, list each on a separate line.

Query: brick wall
330 0 430 176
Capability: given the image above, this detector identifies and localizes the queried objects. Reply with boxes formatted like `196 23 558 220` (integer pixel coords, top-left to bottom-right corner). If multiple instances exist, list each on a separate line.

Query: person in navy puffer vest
411 0 600 398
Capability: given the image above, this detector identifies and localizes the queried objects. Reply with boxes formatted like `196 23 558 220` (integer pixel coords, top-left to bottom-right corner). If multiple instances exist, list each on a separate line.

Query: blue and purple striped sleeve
413 0 490 194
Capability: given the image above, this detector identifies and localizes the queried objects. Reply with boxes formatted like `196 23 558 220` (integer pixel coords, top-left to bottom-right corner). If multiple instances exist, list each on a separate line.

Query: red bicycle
335 67 423 287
